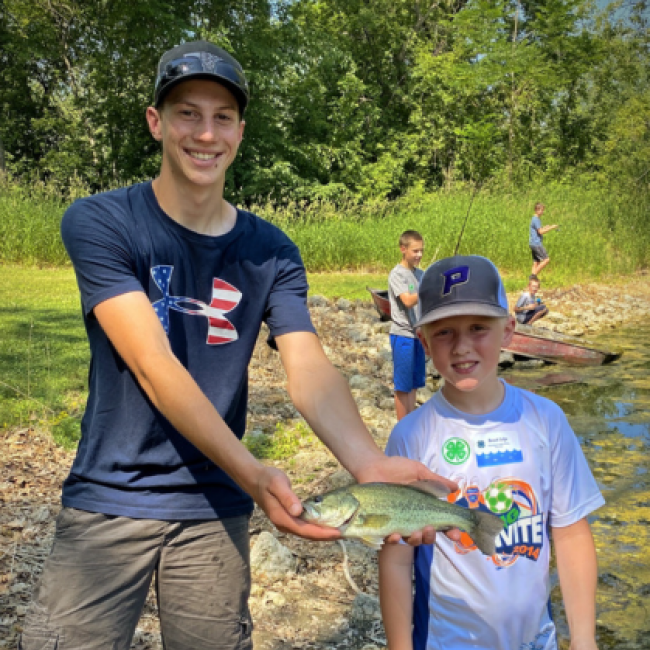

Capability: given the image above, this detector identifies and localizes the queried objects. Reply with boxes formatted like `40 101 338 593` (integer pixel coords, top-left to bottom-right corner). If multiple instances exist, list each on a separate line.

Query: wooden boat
366 287 623 366
367 287 391 322
504 324 623 366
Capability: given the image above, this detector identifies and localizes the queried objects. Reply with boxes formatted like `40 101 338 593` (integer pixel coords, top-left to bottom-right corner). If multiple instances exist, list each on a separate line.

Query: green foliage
0 177 70 265
1 0 649 203
243 421 314 460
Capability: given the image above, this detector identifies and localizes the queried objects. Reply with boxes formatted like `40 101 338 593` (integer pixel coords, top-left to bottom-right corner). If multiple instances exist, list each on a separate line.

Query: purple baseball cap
414 255 510 327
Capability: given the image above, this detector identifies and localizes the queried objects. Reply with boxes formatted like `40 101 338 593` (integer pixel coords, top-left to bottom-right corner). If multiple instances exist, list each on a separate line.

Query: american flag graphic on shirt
151 265 242 345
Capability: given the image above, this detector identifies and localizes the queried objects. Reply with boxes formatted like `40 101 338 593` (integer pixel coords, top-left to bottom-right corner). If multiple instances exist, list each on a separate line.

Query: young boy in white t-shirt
378 254 603 650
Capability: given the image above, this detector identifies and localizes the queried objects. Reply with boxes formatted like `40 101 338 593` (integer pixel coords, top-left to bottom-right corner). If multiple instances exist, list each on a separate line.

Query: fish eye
314 495 323 503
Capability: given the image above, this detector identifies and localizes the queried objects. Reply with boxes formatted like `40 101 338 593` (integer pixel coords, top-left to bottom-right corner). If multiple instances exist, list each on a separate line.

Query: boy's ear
146 106 163 142
417 328 431 356
502 316 516 347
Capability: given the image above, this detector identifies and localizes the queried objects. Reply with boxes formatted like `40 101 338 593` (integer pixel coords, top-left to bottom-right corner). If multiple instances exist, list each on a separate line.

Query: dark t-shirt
61 181 315 520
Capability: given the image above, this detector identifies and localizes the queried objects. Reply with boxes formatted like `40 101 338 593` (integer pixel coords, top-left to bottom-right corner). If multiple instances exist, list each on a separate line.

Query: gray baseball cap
414 255 509 327
154 41 249 114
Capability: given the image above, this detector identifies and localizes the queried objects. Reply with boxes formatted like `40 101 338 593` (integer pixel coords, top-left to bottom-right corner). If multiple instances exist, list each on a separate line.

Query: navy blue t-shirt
60 181 315 520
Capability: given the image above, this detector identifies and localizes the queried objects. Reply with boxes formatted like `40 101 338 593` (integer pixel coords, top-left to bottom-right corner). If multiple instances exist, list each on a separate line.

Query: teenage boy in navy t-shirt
20 42 456 650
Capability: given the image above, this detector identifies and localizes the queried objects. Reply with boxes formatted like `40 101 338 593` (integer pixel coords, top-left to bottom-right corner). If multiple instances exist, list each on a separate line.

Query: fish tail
471 510 506 556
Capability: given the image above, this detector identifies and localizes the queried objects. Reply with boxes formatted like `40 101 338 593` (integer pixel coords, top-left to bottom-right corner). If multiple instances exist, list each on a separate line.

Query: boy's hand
251 465 343 540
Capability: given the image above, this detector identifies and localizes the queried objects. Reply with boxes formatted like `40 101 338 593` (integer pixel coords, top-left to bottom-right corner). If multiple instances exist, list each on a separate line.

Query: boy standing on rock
379 254 603 650
20 42 453 650
388 230 426 420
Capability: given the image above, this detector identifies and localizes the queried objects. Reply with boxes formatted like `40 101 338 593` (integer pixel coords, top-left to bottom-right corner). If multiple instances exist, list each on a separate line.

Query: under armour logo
151 265 241 345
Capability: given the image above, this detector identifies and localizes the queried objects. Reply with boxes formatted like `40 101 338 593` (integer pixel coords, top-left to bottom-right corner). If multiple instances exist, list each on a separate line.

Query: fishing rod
453 182 482 256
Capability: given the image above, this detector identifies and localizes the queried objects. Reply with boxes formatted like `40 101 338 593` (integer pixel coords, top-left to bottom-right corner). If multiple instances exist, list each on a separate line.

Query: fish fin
358 536 385 551
408 479 452 499
472 510 506 556
355 513 393 528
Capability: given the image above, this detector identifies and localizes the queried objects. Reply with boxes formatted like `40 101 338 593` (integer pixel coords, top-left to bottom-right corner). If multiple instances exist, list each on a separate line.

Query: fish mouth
300 504 359 529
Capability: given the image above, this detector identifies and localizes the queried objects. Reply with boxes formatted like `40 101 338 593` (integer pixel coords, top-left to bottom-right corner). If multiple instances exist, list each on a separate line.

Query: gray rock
337 298 353 311
515 358 546 369
250 532 296 582
373 321 392 334
499 351 515 367
308 295 329 308
379 398 395 411
350 593 381 623
347 328 369 343
349 374 373 390
328 469 355 489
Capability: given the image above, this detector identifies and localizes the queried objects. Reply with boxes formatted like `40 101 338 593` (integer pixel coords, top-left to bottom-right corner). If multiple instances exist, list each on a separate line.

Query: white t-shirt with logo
385 381 604 650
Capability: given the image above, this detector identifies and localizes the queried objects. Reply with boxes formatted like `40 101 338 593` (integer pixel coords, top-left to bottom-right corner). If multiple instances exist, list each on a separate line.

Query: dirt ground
1 275 649 649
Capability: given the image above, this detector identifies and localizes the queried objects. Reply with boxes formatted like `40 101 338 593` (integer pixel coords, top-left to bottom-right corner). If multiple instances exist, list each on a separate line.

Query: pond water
501 325 650 650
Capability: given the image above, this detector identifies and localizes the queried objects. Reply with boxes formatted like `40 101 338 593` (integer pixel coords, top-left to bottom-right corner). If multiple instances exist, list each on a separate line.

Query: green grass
0 266 87 447
263 184 649 285
2 177 649 284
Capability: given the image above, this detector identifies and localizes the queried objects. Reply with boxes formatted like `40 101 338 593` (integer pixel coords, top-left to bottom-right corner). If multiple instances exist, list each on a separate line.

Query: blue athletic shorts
390 334 426 393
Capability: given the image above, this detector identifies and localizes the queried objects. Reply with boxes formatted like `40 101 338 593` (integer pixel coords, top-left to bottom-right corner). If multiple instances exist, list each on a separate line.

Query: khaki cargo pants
19 508 253 650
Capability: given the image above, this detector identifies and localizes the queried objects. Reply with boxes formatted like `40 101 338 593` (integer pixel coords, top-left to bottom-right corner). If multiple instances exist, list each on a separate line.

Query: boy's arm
553 518 599 650
399 291 419 309
379 543 415 650
514 295 534 313
539 224 559 234
93 291 342 541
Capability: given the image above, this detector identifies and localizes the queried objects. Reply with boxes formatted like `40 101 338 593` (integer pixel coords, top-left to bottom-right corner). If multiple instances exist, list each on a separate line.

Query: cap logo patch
199 52 223 73
442 266 470 295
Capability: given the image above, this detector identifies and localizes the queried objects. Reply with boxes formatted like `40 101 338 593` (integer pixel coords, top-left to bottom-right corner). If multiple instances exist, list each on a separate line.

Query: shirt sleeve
548 404 605 527
531 216 542 234
61 196 144 316
515 293 532 310
263 235 316 346
388 268 411 300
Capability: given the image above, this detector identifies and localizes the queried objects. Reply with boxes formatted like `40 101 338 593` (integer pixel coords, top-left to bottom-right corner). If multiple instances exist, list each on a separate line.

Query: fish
300 481 505 555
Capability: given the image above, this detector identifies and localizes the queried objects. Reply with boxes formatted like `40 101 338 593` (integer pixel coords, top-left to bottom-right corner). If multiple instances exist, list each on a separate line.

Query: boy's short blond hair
399 230 423 248
534 202 545 212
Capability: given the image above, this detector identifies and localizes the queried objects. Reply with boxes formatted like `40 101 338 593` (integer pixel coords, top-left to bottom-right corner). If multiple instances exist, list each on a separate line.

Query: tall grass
1 176 648 284
260 184 649 284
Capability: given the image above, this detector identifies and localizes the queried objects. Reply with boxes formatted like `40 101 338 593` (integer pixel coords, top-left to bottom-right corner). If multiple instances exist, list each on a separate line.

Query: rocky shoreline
1 276 649 649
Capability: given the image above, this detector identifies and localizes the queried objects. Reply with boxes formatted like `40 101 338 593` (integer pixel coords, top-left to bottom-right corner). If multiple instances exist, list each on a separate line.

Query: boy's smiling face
147 79 245 189
418 314 515 413
400 240 424 269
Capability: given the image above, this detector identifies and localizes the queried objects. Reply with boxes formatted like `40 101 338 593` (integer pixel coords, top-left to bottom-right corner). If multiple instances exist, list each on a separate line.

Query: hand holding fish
250 465 343 540
352 455 462 546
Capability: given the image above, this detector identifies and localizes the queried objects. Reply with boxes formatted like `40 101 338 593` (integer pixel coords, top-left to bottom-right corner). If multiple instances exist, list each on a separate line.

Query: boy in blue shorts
388 230 426 420
379 254 603 650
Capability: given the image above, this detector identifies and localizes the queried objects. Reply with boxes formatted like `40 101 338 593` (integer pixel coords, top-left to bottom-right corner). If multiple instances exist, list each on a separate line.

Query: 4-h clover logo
442 438 470 465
